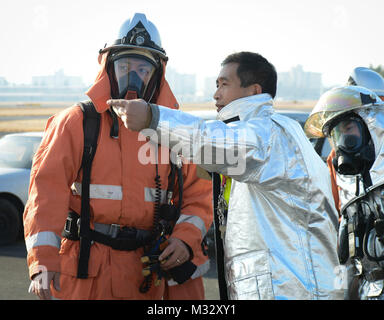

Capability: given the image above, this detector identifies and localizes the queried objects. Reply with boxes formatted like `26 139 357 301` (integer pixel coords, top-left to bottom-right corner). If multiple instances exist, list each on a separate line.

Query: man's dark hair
222 51 277 98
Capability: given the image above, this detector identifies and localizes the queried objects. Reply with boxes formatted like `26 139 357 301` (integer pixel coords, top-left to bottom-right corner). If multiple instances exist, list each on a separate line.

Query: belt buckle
64 217 73 233
108 224 121 238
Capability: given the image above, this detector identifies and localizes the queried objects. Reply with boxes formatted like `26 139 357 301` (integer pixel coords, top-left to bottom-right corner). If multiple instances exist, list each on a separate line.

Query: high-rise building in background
165 67 197 102
0 77 8 86
32 69 84 88
0 65 324 102
203 76 217 101
167 65 323 103
276 65 323 100
0 70 88 102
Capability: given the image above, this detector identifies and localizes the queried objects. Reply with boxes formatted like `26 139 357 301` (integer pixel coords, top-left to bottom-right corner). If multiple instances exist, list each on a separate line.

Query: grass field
0 100 316 133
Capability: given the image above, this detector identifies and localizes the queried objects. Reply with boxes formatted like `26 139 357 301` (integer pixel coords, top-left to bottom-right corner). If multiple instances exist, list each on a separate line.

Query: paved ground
0 240 35 300
0 240 219 300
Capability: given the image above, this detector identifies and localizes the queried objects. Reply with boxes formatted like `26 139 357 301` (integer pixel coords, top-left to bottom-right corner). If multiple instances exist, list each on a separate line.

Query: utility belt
62 211 153 251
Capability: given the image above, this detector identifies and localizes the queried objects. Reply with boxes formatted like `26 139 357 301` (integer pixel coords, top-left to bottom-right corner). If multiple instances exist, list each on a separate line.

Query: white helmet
100 13 167 61
101 13 167 101
347 67 384 97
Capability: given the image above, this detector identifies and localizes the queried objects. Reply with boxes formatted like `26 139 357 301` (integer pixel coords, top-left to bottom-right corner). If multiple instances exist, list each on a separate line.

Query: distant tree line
369 64 384 78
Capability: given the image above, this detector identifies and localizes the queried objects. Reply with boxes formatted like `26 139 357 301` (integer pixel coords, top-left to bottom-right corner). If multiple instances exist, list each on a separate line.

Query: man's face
213 62 258 112
330 118 362 150
336 120 360 136
114 57 155 86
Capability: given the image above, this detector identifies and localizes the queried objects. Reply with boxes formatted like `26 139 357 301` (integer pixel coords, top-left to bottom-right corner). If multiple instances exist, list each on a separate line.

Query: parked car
0 132 43 245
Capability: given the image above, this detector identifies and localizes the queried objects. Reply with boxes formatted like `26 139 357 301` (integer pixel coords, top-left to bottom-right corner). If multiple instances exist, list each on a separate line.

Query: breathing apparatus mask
329 114 375 175
107 49 159 101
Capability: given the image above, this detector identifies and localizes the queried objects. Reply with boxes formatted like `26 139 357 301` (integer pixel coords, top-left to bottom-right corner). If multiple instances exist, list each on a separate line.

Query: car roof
275 109 310 125
276 108 309 114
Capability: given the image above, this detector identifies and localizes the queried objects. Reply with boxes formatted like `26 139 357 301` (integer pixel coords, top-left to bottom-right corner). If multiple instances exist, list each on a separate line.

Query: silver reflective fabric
155 94 343 300
335 106 384 299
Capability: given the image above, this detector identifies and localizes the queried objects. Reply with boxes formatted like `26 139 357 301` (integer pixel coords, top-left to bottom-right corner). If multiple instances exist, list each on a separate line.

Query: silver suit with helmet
305 85 384 299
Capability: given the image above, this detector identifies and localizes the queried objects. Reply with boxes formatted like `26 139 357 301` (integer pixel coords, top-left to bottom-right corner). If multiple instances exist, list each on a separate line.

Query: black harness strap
77 101 100 279
213 172 228 300
213 116 241 300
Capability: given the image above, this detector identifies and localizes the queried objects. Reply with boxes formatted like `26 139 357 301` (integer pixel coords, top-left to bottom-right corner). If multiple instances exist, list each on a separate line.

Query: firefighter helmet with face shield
304 85 383 139
101 13 167 101
347 67 384 98
304 86 384 175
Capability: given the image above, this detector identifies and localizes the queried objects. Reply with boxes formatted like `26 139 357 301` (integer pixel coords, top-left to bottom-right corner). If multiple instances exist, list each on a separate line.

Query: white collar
217 94 273 122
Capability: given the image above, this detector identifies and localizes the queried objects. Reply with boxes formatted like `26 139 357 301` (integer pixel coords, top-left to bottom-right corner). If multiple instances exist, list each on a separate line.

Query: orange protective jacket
326 148 341 214
23 52 213 299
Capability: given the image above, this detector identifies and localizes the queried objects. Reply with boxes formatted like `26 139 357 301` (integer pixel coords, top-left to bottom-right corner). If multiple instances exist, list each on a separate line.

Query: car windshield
0 135 42 169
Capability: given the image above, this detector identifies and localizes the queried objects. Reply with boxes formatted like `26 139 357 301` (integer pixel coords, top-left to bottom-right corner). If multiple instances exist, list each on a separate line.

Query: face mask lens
330 119 363 152
113 56 156 99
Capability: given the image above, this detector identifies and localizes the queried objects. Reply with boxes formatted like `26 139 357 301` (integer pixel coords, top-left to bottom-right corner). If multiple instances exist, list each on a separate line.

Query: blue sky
1 0 383 87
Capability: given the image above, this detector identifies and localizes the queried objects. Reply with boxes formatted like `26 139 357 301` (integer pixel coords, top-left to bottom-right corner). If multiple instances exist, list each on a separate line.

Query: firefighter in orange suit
24 13 212 300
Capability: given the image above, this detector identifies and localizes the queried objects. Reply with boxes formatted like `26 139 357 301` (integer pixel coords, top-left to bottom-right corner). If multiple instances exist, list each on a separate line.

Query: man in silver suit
107 51 343 300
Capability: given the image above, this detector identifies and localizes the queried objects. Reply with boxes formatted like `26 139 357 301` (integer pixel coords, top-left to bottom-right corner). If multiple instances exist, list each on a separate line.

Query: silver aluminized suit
335 105 384 300
149 94 343 299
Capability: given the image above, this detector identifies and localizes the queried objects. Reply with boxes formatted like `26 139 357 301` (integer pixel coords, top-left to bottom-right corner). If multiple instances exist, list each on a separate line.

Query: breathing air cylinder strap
213 115 239 300
77 101 100 279
213 173 228 300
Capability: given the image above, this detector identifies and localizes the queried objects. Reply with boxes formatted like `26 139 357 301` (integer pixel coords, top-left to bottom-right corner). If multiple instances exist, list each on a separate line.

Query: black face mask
331 117 375 175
